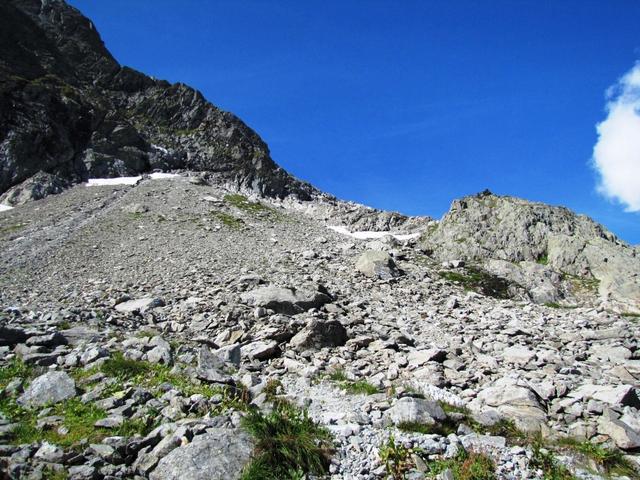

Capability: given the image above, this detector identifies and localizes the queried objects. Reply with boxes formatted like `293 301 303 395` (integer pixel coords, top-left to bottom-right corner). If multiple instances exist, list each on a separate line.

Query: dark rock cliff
0 0 315 201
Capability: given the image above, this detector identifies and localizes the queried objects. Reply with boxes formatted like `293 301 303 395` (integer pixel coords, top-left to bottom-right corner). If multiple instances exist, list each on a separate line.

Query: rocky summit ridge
0 0 315 203
1 1 640 480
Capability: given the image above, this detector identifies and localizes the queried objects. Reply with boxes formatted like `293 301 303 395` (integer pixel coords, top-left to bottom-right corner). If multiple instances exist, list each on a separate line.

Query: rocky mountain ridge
0 0 315 203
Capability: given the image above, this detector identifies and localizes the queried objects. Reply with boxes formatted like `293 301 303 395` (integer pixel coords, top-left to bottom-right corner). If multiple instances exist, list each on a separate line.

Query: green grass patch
438 267 512 299
557 438 637 478
224 194 271 213
240 402 333 480
622 312 640 319
211 211 245 229
42 467 68 480
380 435 496 480
425 449 497 480
0 357 33 389
537 254 549 265
325 369 379 395
379 435 414 479
0 223 27 236
530 437 576 480
97 352 244 402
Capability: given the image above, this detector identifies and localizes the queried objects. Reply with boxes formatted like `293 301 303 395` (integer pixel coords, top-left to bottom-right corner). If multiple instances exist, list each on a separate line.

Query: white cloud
592 62 640 212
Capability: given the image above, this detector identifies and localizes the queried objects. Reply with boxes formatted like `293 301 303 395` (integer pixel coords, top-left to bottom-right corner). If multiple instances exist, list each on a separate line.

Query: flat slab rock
18 371 76 407
240 285 330 314
114 297 165 313
149 429 253 480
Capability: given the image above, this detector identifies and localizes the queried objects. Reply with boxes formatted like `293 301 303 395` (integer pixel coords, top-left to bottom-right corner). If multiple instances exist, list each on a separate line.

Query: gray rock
355 250 401 280
289 319 347 350
147 336 172 365
240 285 331 314
26 332 67 348
196 346 234 384
0 326 27 346
384 397 446 426
149 429 253 480
242 340 281 361
598 415 640 450
18 371 76 407
115 297 165 313
34 442 64 463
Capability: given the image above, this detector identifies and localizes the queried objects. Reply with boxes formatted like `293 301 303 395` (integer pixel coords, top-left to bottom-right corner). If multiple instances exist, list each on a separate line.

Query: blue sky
68 0 640 244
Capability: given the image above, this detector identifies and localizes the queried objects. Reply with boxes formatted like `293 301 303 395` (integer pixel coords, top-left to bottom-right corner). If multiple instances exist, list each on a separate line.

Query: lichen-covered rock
18 371 76 406
240 285 331 314
421 190 640 312
149 429 253 480
355 250 400 280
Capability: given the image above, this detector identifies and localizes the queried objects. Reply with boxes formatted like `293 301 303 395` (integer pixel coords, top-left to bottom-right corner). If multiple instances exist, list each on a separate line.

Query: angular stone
355 250 401 280
115 297 165 313
383 397 446 426
568 384 640 408
501 346 536 365
289 319 347 350
408 349 447 366
18 371 76 407
598 416 640 450
0 326 26 346
149 429 253 480
242 340 281 361
240 285 330 315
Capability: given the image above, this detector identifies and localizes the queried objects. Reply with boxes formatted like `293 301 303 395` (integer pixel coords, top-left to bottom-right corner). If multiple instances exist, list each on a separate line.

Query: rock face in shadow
0 0 315 202
421 190 640 312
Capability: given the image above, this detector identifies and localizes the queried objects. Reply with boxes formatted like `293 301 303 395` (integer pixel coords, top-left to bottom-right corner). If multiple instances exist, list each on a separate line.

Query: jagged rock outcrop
421 190 640 312
0 0 315 203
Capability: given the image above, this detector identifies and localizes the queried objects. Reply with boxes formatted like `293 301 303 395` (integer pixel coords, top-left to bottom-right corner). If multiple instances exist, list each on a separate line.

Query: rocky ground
1 174 639 479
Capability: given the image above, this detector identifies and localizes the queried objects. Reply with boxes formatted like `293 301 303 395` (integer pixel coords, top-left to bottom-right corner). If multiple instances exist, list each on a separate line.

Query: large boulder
289 319 347 350
149 429 253 480
470 377 547 433
240 285 331 315
383 397 446 426
18 371 76 407
355 250 401 280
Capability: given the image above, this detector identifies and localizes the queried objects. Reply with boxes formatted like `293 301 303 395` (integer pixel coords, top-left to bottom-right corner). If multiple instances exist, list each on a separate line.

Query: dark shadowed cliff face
0 0 315 201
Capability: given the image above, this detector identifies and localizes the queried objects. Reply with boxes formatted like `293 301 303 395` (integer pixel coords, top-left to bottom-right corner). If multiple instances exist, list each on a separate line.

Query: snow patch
87 176 142 186
87 173 180 186
149 172 180 180
0 204 14 212
328 225 420 241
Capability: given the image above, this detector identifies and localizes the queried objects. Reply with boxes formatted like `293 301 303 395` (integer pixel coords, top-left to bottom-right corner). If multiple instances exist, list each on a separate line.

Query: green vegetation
0 396 153 447
240 402 333 480
92 352 247 406
379 435 414 479
530 437 575 480
438 267 512 299
211 211 245 229
325 369 379 395
379 436 496 480
223 193 284 222
0 357 33 389
621 312 640 319
0 222 27 237
42 467 69 480
557 438 637 478
425 450 496 480
537 253 549 265
224 194 272 214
